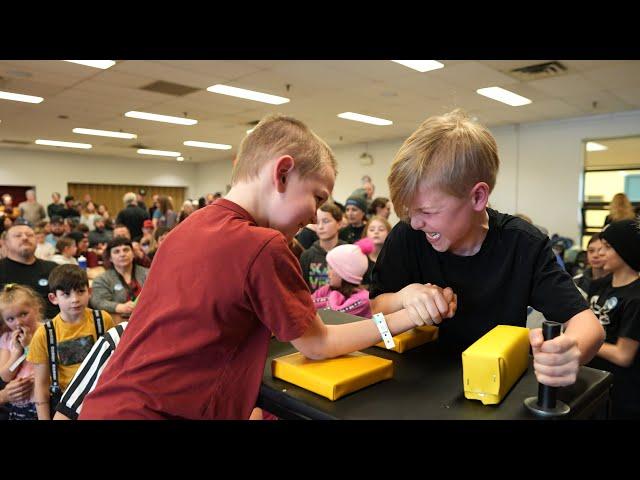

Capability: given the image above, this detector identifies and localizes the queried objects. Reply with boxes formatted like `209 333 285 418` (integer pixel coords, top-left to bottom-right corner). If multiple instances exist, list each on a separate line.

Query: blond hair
609 193 636 222
231 114 337 185
362 215 392 239
0 284 44 333
388 109 499 221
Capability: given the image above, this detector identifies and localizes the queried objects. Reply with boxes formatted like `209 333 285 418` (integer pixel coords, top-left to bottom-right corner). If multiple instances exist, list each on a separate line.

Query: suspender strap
92 310 105 338
44 321 60 390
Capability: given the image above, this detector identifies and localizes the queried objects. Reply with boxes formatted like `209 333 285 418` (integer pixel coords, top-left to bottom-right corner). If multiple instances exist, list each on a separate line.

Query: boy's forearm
597 343 624 366
34 391 50 420
315 309 415 359
564 309 605 364
370 292 404 315
34 378 51 420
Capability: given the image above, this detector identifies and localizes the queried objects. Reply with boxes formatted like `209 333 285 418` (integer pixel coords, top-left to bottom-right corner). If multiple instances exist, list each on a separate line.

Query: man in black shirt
88 217 112 248
370 110 604 389
338 194 367 244
115 192 149 242
0 224 58 319
60 195 80 219
47 192 65 220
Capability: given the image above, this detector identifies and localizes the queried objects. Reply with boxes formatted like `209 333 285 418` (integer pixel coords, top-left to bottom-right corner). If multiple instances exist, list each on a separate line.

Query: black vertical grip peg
524 321 571 417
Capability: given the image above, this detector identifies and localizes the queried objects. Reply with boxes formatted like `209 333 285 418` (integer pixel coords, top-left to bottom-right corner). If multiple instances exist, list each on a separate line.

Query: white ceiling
0 59 639 163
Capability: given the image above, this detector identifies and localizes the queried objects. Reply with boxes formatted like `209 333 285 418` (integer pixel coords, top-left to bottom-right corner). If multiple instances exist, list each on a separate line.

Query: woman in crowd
90 237 148 321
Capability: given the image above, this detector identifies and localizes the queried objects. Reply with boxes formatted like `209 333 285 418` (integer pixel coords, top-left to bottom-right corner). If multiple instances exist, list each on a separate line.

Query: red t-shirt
79 199 315 419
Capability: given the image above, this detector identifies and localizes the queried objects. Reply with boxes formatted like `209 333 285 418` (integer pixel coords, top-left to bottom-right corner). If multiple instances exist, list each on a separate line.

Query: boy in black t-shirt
587 219 640 419
370 109 605 388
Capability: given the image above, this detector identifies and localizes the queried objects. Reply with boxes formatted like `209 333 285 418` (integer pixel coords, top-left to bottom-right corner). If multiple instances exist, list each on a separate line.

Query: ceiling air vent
140 80 199 96
1 139 31 145
508 61 568 81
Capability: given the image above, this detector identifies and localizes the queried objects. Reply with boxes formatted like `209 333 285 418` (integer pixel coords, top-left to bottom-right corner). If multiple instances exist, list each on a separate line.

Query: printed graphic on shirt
309 262 329 291
590 295 619 326
57 335 95 366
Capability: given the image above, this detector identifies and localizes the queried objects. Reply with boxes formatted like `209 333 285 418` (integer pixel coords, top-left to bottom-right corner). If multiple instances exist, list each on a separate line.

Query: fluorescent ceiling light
206 84 290 105
0 90 44 104
137 149 181 157
391 60 444 73
476 87 531 107
64 60 115 69
586 142 608 152
73 128 137 139
337 112 393 126
177 156 184 162
35 139 91 149
125 111 198 125
184 140 232 150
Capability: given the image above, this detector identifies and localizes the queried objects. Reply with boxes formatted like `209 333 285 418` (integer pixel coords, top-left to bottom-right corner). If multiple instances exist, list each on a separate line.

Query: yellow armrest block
374 326 439 353
272 351 393 401
462 325 530 405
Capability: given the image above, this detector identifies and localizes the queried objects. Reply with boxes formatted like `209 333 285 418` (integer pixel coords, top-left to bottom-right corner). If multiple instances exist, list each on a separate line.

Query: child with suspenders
27 265 114 419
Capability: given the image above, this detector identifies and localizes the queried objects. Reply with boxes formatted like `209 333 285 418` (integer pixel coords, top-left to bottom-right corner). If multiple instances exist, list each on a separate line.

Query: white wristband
372 312 395 349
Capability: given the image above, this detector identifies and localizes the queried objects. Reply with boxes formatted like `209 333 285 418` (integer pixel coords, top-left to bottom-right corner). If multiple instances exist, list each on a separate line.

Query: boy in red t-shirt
79 114 453 419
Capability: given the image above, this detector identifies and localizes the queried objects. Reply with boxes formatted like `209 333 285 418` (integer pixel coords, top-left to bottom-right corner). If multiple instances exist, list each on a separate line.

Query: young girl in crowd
50 237 78 265
80 201 100 232
574 233 606 298
0 284 42 420
311 238 374 318
362 215 392 287
34 226 55 261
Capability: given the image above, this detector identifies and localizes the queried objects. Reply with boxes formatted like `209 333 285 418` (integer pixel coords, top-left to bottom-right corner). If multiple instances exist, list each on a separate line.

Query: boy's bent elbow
300 348 329 361
291 340 330 361
290 317 332 360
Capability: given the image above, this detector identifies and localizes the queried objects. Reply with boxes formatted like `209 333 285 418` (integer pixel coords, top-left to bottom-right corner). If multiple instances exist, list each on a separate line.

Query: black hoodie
299 239 347 292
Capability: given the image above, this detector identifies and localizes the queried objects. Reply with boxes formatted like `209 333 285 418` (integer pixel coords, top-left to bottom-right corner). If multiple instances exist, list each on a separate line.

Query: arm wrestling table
258 310 612 420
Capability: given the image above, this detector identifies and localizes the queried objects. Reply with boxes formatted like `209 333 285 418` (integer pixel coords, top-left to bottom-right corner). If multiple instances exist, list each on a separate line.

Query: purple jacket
311 285 372 318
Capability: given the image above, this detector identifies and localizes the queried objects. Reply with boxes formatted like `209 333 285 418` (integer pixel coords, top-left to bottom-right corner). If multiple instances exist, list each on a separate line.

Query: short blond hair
231 114 337 185
389 109 499 221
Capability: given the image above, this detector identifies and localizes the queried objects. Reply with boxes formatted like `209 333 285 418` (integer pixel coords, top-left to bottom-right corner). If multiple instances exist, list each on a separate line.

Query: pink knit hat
326 238 374 285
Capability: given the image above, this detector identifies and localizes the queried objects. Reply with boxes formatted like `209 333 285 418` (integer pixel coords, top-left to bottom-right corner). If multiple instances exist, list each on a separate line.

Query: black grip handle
538 321 563 409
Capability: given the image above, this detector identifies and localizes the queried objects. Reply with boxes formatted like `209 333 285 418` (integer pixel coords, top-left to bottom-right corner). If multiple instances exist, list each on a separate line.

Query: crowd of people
0 110 638 421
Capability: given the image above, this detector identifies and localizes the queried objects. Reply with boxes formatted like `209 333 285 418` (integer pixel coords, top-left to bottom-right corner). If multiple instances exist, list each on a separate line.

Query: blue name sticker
38 278 48 286
114 283 124 291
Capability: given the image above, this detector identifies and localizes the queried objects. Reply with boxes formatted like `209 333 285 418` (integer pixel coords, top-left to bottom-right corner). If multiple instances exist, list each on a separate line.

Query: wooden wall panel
68 183 186 217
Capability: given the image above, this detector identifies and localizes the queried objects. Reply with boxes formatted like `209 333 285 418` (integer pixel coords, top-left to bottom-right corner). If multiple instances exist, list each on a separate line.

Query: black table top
259 310 613 420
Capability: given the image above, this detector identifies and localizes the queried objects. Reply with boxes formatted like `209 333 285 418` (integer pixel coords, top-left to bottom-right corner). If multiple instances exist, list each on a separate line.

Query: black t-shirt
339 224 365 244
47 203 65 219
116 205 149 241
370 208 588 350
0 257 59 319
362 257 376 287
295 227 318 250
587 275 640 418
60 207 80 219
